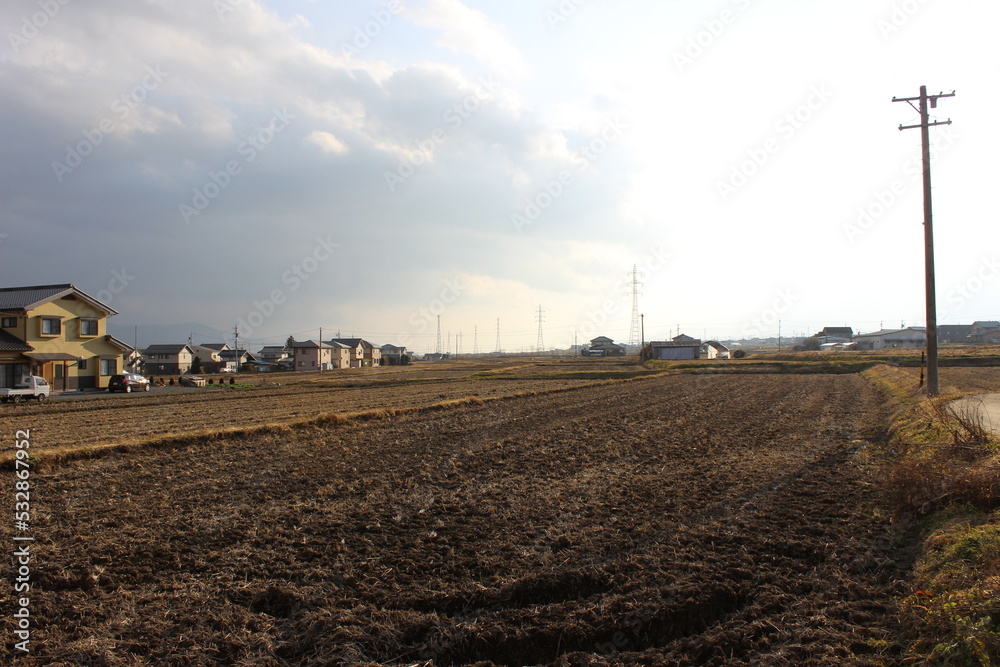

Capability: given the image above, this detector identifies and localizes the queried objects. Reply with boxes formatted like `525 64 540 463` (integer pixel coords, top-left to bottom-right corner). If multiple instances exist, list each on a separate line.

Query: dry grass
863 364 1000 664
902 509 1000 665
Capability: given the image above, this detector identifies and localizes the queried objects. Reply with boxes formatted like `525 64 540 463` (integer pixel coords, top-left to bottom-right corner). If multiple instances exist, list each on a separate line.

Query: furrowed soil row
0 373 909 666
0 376 604 455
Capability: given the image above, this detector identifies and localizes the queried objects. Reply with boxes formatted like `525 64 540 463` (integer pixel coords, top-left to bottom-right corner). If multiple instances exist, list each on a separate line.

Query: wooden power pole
892 85 955 396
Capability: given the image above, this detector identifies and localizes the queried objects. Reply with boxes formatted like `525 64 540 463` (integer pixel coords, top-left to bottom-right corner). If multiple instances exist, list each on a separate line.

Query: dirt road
950 392 1000 437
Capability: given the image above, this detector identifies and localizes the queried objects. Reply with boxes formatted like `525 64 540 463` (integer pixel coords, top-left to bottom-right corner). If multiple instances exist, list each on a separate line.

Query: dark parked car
108 373 150 393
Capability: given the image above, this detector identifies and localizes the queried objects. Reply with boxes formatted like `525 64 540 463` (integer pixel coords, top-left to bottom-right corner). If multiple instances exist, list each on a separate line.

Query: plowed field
1 373 913 665
0 368 604 457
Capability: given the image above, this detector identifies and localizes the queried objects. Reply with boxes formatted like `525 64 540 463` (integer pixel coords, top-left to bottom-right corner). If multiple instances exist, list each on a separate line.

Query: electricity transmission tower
435 315 442 355
494 318 502 354
628 264 642 348
473 326 479 355
893 85 955 396
535 306 545 353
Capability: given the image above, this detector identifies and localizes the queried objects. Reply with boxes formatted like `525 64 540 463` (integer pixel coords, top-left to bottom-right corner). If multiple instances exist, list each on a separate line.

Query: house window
100 359 116 376
1 317 15 328
41 318 61 335
79 359 88 371
80 319 98 336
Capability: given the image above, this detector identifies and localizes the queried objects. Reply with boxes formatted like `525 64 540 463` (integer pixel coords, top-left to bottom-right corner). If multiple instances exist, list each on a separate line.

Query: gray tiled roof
0 284 73 310
0 329 32 352
292 340 337 349
0 284 117 316
329 338 375 349
144 344 193 354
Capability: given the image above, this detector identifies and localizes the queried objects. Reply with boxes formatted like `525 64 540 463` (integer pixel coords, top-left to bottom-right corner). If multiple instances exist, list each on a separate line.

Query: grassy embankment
862 363 999 665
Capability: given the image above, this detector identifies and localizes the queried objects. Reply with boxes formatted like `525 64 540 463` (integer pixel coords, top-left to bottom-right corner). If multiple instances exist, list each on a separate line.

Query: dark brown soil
0 373 912 665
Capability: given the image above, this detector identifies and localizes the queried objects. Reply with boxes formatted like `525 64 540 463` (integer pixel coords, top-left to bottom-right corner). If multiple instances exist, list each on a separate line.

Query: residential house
938 325 973 345
113 338 144 372
380 344 409 365
0 284 129 390
190 344 229 373
971 321 1000 336
969 321 1000 345
971 328 1000 345
328 338 381 367
817 327 854 343
292 340 350 371
143 344 196 375
585 336 627 357
219 348 257 372
853 327 927 350
257 346 292 365
642 334 703 361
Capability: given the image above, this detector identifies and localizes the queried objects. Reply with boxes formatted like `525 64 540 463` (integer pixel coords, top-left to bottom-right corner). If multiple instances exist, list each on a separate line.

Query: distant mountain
107 322 232 350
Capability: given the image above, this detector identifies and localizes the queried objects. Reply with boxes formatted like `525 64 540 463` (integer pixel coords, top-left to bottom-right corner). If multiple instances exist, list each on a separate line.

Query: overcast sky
2 0 998 352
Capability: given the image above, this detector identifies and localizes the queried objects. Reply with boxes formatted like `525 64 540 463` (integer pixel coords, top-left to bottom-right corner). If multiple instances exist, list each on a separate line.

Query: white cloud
307 130 350 155
405 0 529 79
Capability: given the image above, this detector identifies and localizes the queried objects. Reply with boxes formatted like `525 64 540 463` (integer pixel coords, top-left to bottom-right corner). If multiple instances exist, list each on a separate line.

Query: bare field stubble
0 371 914 665
0 361 622 459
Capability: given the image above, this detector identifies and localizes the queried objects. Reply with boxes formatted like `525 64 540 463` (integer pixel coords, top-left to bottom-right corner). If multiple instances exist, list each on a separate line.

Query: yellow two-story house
0 284 130 391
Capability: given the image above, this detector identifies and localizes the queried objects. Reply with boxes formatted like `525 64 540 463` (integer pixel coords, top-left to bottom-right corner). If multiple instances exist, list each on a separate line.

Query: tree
286 335 296 349
191 356 203 374
802 337 821 352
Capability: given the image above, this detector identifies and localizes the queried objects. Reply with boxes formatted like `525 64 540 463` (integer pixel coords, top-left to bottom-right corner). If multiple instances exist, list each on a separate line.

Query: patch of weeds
207 382 256 391
902 509 1000 665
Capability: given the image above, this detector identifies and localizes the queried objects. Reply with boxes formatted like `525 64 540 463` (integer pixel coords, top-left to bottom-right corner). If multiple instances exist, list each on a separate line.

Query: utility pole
319 326 322 373
640 313 645 360
893 85 955 396
233 324 240 374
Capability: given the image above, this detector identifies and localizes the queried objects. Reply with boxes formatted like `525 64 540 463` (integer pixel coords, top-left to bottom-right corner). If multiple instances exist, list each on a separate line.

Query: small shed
702 341 731 359
643 335 703 361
